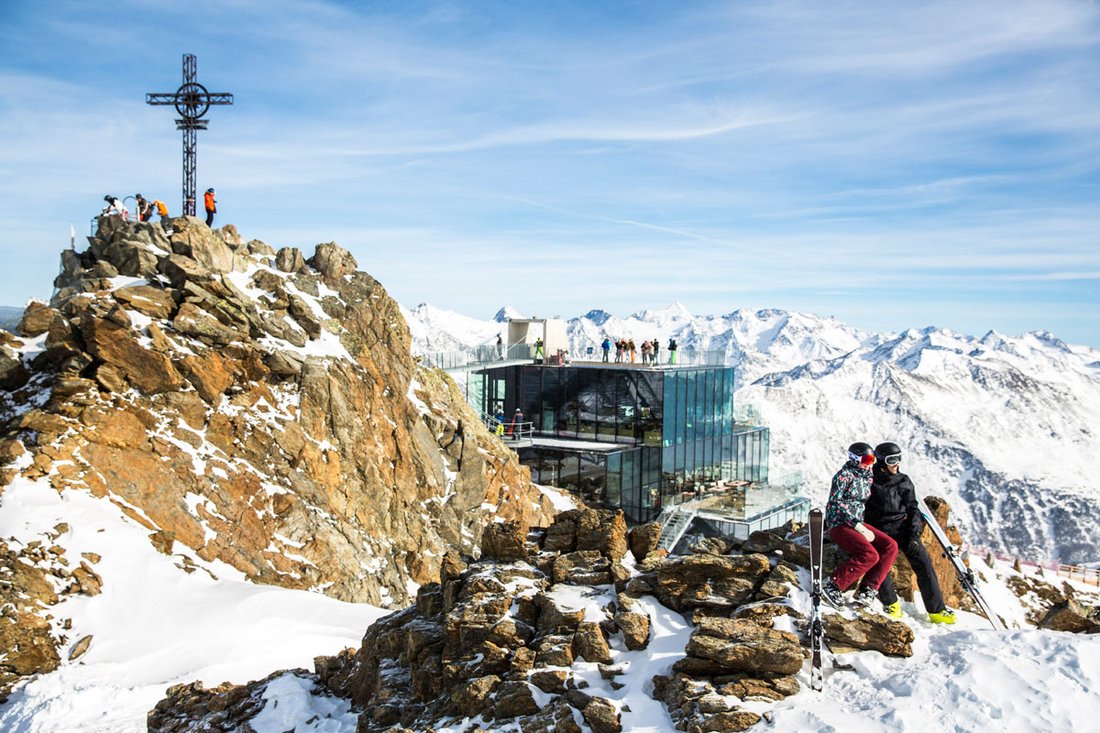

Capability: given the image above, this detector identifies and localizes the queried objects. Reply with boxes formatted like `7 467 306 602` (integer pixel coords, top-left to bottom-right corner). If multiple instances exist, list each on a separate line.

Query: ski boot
929 608 957 625
883 601 903 619
853 586 876 608
822 577 846 608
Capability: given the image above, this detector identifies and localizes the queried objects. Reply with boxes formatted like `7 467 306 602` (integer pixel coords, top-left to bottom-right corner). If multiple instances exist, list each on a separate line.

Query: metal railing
482 414 535 442
417 345 730 371
969 546 1100 587
419 343 536 371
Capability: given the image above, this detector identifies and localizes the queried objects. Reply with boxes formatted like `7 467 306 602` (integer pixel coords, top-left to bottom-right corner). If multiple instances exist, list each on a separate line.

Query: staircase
657 505 697 553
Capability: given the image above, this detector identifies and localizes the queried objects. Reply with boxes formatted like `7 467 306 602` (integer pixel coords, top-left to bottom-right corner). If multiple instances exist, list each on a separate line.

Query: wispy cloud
0 0 1098 346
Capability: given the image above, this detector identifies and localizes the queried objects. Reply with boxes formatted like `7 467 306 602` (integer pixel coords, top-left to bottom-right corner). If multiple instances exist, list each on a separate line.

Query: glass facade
472 364 769 523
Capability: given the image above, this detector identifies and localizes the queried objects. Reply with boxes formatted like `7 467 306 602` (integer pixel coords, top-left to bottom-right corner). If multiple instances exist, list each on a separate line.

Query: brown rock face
823 611 916 657
655 553 772 611
681 617 803 675
1 218 555 615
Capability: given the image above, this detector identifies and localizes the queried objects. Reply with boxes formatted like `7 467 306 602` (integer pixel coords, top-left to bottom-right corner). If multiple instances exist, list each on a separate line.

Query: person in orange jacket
153 198 170 225
204 187 217 226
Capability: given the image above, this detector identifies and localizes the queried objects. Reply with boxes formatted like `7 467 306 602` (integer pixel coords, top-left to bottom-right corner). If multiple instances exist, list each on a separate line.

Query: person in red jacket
204 187 217 226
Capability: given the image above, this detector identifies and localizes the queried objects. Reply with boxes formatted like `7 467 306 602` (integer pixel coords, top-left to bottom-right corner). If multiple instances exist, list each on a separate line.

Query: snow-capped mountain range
402 302 1100 565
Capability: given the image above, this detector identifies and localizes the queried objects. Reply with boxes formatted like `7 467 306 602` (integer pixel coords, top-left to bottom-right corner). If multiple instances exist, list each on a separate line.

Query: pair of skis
917 499 1005 631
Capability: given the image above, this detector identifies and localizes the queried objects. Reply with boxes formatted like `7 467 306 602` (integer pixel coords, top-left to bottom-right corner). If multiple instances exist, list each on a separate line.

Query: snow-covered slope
0 477 388 733
406 304 1100 564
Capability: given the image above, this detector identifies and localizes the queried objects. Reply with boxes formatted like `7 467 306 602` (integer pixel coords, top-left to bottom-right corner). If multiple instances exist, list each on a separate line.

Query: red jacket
204 191 216 212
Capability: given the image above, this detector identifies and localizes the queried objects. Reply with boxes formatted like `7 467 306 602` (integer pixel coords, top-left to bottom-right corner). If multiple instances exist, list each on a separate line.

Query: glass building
470 363 770 523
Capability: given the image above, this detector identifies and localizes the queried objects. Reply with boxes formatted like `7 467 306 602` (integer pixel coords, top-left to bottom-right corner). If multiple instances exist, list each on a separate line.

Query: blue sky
1 0 1098 347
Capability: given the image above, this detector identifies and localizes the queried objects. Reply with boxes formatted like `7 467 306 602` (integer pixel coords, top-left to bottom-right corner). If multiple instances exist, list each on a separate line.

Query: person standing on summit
204 187 217 226
865 441 956 624
822 442 899 609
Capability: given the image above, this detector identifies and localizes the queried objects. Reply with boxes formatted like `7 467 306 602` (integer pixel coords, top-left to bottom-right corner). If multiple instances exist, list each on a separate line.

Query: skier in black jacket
866 441 956 624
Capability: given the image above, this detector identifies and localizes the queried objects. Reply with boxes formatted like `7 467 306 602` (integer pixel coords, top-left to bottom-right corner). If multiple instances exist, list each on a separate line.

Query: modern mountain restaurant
469 342 808 541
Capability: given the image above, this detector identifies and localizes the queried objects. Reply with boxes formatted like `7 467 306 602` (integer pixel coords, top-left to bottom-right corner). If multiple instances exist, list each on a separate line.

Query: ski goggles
848 451 875 467
880 453 902 466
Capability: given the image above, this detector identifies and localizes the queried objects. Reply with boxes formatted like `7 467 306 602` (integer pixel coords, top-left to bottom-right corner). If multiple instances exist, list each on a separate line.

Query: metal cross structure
146 54 234 216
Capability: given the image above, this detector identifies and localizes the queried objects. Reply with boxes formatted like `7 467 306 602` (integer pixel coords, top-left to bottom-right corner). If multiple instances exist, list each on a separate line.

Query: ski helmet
875 442 903 466
847 441 875 467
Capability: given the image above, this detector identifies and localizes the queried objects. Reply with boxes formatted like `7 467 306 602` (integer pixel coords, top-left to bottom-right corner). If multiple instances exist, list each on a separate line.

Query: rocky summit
0 216 556 696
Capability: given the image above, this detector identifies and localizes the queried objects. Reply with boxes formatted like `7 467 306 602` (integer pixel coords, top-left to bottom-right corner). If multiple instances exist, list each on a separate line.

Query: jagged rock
1038 598 1100 633
493 680 540 719
535 591 586 632
573 621 613 663
694 710 762 732
530 668 569 693
247 239 275 256
544 515 578 553
680 617 803 675
114 285 177 320
147 675 273 733
91 237 161 279
628 521 661 562
740 530 786 555
615 609 651 650
717 675 799 701
655 553 772 611
308 242 357 284
81 314 184 394
553 550 612 585
823 611 915 656
170 219 235 273
582 696 622 733
159 254 212 289
534 633 575 667
263 349 305 376
481 520 529 562
70 562 103 596
575 509 628 561
0 346 28 390
68 635 93 661
179 350 242 404
171 302 247 346
452 674 499 717
17 300 57 337
287 293 322 339
688 536 737 555
274 247 306 274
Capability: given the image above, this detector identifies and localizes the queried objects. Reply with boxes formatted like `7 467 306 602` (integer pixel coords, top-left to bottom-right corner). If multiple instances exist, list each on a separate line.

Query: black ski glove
907 539 924 555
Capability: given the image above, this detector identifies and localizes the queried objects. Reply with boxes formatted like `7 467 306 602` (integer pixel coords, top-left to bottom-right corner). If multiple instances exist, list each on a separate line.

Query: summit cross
146 54 234 216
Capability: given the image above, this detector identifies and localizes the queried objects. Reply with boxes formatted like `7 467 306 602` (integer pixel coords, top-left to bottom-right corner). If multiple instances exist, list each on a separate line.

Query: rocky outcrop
0 217 557 693
149 511 839 732
0 524 104 702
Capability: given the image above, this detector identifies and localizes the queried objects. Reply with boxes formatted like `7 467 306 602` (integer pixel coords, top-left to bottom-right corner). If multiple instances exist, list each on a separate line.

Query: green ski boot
883 601 902 619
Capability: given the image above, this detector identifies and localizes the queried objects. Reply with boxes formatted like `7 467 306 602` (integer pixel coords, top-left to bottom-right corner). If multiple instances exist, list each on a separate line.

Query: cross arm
146 93 234 105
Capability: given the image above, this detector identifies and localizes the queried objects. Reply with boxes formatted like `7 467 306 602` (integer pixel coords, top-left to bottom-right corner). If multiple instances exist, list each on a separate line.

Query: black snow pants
876 535 946 614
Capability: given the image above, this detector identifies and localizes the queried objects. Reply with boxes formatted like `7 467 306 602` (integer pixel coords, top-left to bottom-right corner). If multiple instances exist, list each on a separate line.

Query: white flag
69 222 76 249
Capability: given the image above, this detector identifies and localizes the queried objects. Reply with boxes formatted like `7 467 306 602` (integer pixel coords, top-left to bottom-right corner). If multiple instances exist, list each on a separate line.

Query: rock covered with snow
0 217 557 693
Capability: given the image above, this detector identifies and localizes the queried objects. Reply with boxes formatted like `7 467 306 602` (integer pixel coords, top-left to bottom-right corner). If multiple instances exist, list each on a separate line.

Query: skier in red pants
822 442 899 609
